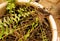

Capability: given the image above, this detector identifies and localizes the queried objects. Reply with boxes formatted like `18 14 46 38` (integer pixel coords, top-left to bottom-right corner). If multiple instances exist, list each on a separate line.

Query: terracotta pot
0 0 58 41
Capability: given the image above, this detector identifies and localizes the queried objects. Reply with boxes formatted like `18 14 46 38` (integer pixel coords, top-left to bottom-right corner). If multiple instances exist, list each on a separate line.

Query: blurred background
0 0 6 4
0 0 60 40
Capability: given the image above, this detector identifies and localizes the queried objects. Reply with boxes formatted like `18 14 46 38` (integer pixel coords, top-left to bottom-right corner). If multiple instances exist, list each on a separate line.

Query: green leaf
32 22 35 27
7 0 15 3
6 0 15 14
24 30 30 40
0 25 4 39
10 29 14 34
30 0 32 2
0 33 3 39
5 27 9 35
36 17 39 22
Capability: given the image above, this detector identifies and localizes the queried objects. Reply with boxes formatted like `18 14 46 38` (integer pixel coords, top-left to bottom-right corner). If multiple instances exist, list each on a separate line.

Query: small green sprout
6 0 15 14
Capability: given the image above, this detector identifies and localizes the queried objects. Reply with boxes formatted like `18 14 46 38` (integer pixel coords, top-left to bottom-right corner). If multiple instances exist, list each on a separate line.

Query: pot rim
49 15 58 41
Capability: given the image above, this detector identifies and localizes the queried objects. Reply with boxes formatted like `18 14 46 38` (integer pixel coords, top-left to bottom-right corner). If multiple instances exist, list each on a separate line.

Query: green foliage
24 29 30 40
6 0 15 14
40 26 49 41
0 5 34 39
30 0 32 2
23 18 39 41
7 0 15 3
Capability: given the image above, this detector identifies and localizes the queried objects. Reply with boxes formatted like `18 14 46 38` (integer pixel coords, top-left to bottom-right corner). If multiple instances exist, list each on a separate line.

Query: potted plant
0 0 57 41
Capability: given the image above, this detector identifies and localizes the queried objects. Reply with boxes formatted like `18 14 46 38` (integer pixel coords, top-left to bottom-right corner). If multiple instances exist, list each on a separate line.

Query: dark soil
0 5 52 41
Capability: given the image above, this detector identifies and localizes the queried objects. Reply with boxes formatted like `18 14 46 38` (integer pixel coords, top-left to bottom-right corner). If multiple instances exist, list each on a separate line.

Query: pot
0 0 57 41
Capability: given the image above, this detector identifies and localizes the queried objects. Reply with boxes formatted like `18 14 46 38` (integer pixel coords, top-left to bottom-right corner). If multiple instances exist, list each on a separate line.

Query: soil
0 5 52 41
